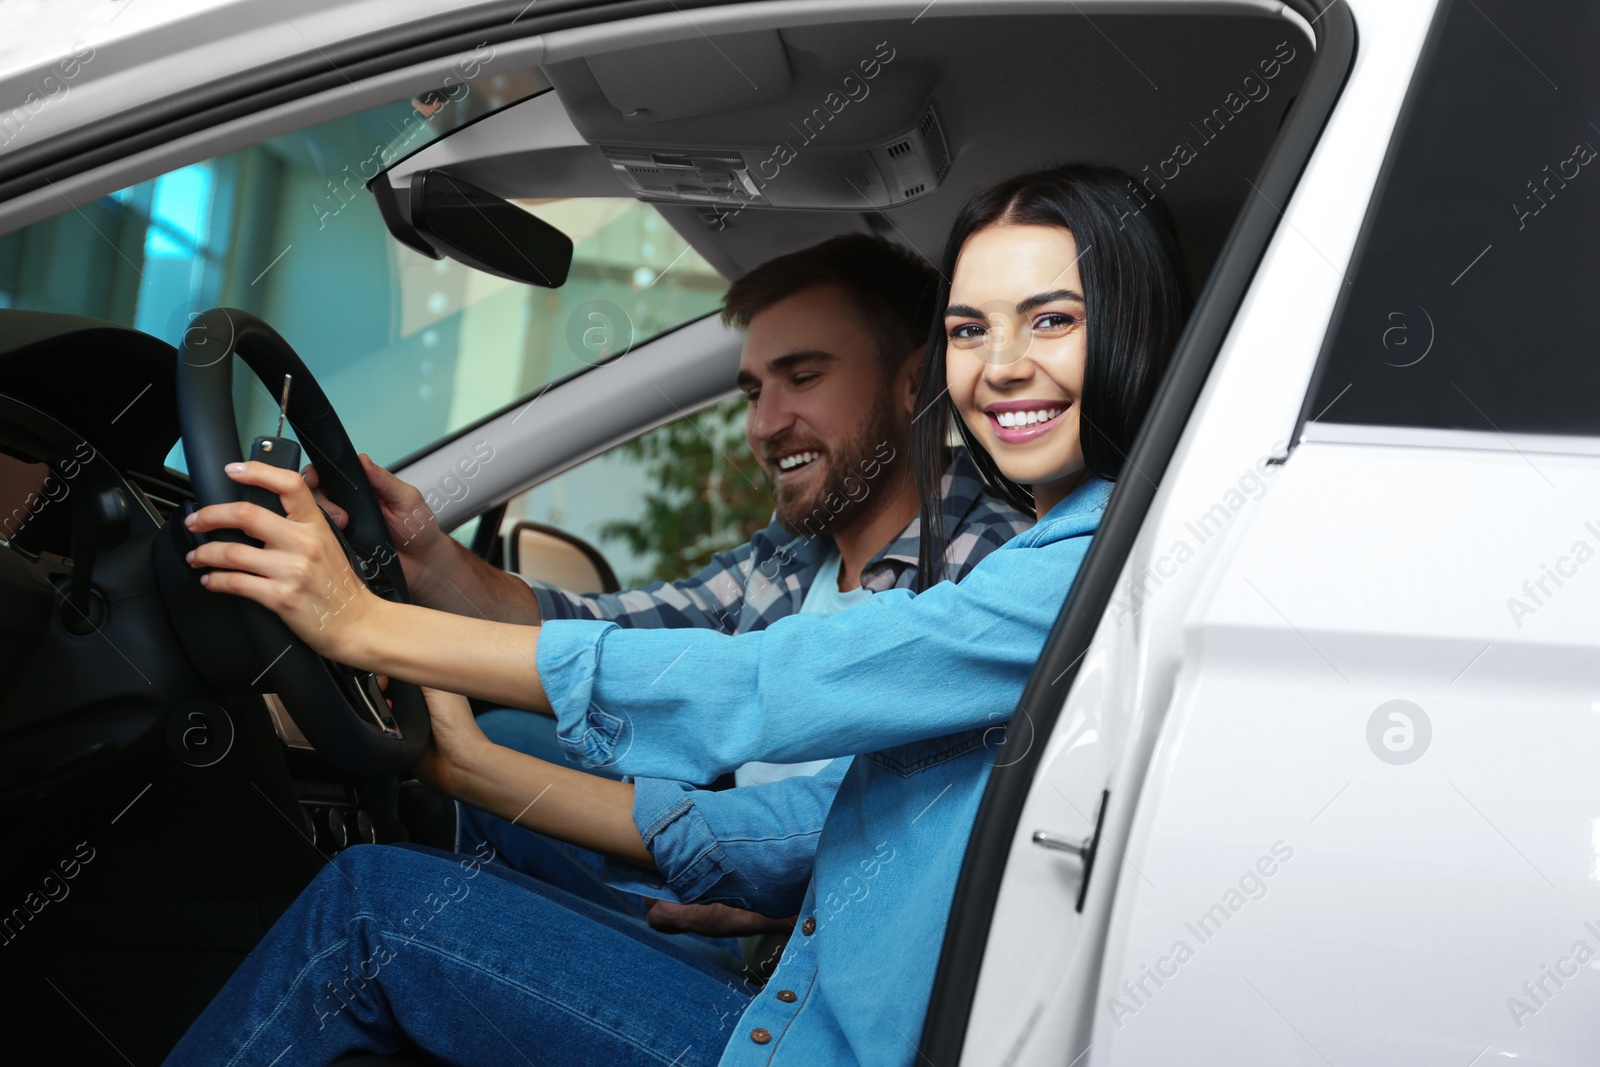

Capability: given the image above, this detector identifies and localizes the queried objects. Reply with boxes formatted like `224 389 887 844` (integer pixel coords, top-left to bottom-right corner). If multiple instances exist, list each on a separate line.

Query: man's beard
765 404 907 538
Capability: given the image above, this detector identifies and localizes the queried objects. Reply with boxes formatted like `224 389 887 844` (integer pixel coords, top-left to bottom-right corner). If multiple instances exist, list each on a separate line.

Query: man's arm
309 455 767 632
423 537 548 625
305 454 546 625
519 532 776 633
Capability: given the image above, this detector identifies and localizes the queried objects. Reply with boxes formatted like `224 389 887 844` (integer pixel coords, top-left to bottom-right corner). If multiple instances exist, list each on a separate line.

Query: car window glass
1303 0 1600 436
0 85 725 467
503 396 770 585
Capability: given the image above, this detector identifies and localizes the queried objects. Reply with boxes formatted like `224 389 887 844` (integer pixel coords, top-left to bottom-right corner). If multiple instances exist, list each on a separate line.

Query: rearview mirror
407 172 573 288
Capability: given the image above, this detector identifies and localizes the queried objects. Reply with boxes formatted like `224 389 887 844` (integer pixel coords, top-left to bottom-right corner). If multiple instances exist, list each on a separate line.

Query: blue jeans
163 843 751 1066
458 709 743 970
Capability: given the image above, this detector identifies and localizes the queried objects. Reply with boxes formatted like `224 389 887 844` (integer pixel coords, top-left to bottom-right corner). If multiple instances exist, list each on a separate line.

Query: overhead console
372 22 952 229
599 99 949 218
559 26 951 213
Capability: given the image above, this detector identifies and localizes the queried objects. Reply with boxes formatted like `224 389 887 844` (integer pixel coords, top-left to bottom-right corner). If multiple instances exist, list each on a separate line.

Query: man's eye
793 373 820 386
742 391 758 403
1035 312 1080 331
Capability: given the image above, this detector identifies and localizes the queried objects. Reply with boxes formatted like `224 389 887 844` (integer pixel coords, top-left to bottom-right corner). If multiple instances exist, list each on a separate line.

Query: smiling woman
914 164 1189 583
0 87 725 469
161 161 1191 1067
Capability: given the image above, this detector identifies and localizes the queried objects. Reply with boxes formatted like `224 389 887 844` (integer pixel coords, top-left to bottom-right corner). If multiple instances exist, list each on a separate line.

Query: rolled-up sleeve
537 511 1099 783
614 759 849 915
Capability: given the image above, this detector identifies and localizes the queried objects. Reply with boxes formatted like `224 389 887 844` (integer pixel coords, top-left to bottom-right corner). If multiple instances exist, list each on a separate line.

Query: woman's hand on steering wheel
185 460 385 663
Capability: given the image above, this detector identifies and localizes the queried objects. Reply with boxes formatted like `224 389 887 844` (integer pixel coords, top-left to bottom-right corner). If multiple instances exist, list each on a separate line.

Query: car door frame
917 1 1361 1061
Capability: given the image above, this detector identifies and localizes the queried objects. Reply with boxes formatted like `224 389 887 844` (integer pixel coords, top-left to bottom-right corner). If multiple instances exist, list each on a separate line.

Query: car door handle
1031 789 1110 912
1031 830 1090 856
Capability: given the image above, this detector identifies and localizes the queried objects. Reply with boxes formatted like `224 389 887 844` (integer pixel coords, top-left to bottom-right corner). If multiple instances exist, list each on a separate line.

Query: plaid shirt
528 449 1030 633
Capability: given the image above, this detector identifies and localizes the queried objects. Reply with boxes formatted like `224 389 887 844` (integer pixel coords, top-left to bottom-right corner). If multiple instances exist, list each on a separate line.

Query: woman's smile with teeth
984 402 1071 444
992 407 1063 428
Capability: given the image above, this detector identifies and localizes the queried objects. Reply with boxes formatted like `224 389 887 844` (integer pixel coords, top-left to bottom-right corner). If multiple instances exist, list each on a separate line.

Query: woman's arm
625 759 850 916
189 460 1112 784
416 688 652 868
541 515 1099 783
184 461 555 711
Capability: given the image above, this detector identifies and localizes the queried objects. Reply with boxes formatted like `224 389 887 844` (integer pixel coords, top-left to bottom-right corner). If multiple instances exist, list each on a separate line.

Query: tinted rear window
1304 0 1600 436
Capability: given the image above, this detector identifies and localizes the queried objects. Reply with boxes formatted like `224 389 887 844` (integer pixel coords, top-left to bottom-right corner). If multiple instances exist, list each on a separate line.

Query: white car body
972 3 1600 1065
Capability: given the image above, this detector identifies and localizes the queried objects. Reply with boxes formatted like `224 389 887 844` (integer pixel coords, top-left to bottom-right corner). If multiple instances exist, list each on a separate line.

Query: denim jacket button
801 917 816 935
776 989 797 1003
750 1027 772 1044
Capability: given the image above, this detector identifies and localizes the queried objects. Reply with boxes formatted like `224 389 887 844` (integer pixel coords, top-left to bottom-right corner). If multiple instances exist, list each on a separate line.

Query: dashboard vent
125 468 188 522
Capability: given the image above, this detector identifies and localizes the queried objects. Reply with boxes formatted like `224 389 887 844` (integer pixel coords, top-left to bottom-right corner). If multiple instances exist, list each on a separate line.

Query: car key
244 373 301 517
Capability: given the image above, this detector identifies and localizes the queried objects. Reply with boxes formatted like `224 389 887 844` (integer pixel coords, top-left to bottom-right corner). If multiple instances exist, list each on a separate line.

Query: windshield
0 89 725 466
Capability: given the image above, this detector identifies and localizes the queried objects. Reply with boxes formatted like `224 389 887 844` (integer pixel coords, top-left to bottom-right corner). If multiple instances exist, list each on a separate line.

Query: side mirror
506 520 620 594
403 171 573 288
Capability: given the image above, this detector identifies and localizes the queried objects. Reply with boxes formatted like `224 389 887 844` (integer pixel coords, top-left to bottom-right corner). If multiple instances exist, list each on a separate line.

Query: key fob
244 435 302 517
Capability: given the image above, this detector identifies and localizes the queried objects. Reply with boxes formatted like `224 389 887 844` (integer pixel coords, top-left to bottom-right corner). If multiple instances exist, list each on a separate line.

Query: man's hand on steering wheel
303 453 459 604
185 460 383 663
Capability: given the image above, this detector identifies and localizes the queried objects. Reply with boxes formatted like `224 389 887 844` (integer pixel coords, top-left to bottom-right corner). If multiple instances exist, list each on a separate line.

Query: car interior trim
0 33 550 237
0 1 762 211
400 314 743 530
540 0 1299 63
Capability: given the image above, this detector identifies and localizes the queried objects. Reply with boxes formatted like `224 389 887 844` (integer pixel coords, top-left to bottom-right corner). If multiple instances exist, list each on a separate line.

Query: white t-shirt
733 551 870 788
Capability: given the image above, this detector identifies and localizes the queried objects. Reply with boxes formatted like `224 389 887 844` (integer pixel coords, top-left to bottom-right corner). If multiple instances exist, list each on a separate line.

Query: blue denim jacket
537 477 1112 1067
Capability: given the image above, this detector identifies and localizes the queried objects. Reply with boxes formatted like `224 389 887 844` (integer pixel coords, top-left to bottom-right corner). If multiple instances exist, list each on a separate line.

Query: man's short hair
720 233 938 374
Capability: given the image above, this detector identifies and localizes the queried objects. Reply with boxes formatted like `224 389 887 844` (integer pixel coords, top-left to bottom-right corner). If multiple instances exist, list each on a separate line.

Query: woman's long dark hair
913 163 1190 588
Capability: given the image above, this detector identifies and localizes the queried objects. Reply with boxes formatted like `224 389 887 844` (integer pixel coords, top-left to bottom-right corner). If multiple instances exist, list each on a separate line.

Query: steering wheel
171 308 429 775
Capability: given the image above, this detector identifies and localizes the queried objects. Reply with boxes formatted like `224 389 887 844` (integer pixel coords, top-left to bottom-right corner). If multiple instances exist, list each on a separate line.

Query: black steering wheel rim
174 307 429 775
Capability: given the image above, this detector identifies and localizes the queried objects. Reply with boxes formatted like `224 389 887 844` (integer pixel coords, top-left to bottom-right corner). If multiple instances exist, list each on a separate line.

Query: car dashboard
0 310 397 854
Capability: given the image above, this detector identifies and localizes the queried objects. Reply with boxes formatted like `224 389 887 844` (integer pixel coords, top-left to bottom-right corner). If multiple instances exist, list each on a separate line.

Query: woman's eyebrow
1016 289 1085 314
945 290 1086 319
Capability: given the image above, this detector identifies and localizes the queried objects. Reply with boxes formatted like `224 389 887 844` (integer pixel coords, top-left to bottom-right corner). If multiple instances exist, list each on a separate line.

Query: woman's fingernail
199 573 210 586
225 462 246 474
184 513 196 528
185 550 195 564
